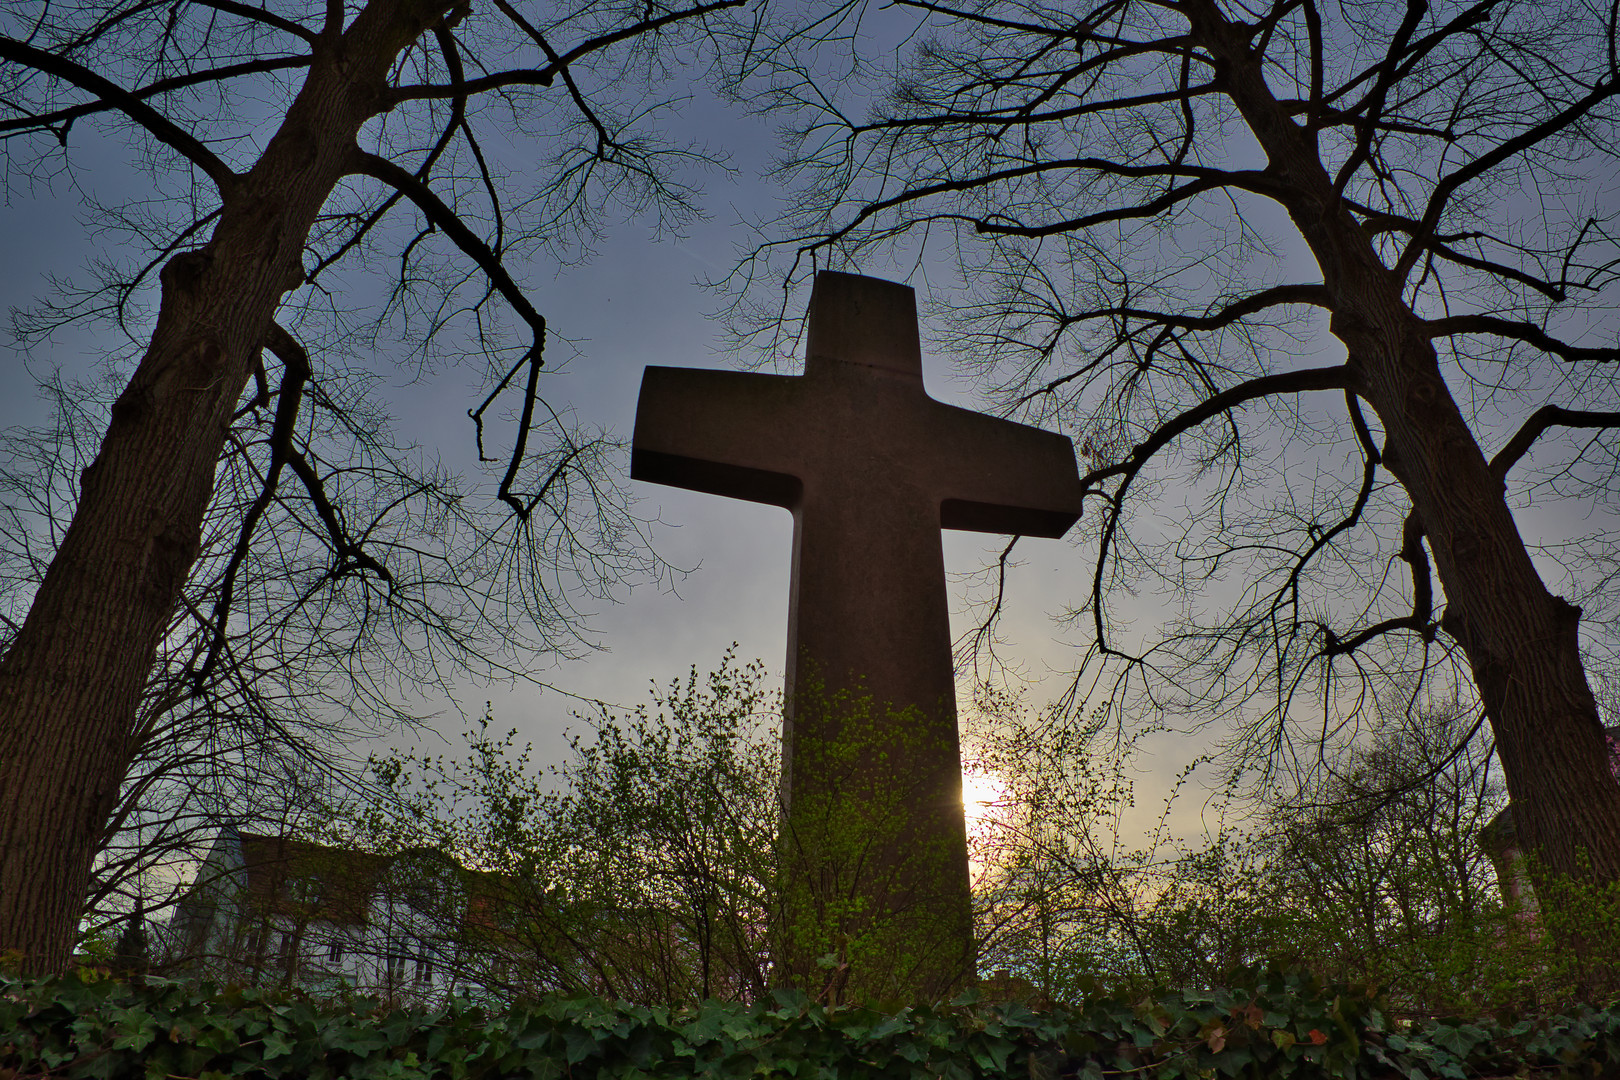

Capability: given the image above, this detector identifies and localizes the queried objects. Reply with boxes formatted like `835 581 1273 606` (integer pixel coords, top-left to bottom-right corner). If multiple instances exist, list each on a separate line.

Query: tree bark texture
0 0 457 972
1186 0 1620 892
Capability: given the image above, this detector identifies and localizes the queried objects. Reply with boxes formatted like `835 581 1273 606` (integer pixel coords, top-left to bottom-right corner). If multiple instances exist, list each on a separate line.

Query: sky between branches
2 0 1609 849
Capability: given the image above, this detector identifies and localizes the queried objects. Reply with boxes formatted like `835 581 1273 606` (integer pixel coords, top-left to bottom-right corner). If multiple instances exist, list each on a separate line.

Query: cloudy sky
0 49 1159 829
30 0 1602 850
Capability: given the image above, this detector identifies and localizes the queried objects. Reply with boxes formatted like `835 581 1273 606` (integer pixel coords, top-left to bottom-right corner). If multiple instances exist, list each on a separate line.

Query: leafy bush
217 654 1608 1018
965 689 1620 1019
4 967 1620 1079
306 649 780 1005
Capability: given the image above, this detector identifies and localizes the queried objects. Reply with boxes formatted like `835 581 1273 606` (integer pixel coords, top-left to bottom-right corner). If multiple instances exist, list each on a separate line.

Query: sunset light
960 768 1010 824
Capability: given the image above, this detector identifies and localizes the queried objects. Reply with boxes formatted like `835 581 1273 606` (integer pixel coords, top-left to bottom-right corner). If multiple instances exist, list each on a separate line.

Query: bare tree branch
0 34 235 188
1426 315 1620 364
388 0 749 103
187 0 319 44
1491 405 1620 480
0 56 310 137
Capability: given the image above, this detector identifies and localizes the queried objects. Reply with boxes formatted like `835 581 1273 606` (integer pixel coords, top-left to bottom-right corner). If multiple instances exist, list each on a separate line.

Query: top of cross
805 271 922 380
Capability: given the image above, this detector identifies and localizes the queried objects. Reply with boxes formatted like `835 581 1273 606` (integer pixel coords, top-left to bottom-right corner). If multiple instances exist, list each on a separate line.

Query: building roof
228 832 520 935
236 832 390 925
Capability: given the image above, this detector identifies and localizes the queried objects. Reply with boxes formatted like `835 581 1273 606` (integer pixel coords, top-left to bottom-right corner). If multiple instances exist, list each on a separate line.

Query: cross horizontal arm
630 366 807 508
927 401 1085 537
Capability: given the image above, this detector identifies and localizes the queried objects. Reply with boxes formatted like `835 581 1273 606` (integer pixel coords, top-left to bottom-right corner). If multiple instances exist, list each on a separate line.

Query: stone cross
631 271 1083 1000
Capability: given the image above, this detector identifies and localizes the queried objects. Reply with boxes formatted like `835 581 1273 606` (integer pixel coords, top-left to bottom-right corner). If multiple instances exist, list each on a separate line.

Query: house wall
159 829 495 1002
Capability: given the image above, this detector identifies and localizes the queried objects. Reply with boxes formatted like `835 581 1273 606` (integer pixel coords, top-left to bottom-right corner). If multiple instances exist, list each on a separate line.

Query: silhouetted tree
0 0 743 972
742 0 1620 915
1252 697 1509 1011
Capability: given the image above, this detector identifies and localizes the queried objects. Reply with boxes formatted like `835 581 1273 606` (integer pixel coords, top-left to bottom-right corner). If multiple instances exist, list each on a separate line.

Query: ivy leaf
683 1006 726 1043
564 1026 600 1063
263 1027 297 1059
111 1006 157 1051
1428 1022 1487 1059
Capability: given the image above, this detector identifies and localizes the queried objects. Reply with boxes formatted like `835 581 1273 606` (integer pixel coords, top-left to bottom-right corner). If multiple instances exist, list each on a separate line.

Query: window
415 955 434 984
327 940 344 963
278 931 297 963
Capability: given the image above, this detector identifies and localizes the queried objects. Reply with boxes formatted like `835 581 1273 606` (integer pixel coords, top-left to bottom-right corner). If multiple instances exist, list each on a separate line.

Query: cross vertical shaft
631 272 1084 1000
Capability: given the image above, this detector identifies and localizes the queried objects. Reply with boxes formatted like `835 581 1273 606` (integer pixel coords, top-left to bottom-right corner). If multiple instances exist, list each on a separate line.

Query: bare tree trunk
1187 0 1620 896
0 0 454 973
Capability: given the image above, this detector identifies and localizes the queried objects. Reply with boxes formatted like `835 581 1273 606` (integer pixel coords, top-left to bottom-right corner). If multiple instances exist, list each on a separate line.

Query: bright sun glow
960 768 1009 823
961 768 1011 875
